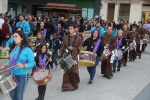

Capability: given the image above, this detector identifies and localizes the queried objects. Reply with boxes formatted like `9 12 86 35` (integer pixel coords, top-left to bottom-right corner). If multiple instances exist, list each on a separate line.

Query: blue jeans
2 40 7 47
87 56 100 80
113 58 122 71
50 50 58 68
10 74 29 100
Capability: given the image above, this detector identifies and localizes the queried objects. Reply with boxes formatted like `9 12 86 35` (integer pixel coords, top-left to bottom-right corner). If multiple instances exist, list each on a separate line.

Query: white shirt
0 18 4 30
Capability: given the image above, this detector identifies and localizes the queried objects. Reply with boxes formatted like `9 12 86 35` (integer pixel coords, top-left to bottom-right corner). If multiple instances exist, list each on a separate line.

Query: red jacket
1 22 11 40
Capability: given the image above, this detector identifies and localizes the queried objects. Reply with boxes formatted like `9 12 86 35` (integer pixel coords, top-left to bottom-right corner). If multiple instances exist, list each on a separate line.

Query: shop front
38 3 82 19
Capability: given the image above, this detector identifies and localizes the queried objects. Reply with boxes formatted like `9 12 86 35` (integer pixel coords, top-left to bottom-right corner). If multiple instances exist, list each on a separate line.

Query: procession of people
0 12 150 100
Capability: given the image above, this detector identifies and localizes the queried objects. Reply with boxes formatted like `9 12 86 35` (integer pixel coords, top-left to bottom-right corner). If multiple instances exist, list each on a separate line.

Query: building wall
100 0 150 23
100 0 108 20
114 4 119 23
142 6 150 11
0 0 8 13
0 0 2 13
129 3 142 23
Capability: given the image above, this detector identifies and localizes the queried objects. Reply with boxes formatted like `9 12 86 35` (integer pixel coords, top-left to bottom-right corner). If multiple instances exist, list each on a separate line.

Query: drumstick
43 60 50 69
34 63 43 77
0 64 16 73
0 62 26 73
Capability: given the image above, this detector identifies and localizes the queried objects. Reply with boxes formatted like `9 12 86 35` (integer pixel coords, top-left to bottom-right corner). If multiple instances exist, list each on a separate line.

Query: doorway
107 4 115 22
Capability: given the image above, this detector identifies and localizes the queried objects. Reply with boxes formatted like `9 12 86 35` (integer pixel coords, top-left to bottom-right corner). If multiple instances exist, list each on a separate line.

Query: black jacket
49 38 60 51
83 38 104 56
35 53 52 69
78 24 84 32
10 24 16 33
34 28 44 36
44 22 55 36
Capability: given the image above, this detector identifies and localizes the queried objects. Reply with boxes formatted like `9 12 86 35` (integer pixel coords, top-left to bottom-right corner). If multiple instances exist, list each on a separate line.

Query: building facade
0 0 8 14
100 0 150 23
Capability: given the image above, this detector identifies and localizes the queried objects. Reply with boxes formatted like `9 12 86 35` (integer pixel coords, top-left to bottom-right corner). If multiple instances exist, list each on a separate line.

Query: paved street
0 45 150 100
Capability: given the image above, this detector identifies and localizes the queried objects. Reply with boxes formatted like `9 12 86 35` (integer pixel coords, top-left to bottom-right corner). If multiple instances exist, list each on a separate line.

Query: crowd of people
0 11 150 100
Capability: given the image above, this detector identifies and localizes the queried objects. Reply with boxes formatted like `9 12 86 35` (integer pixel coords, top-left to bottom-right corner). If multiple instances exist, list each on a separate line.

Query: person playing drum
82 29 104 84
136 21 145 59
30 31 46 77
58 24 82 92
34 43 52 100
112 30 127 73
128 26 139 61
122 24 130 66
0 31 34 100
101 26 116 79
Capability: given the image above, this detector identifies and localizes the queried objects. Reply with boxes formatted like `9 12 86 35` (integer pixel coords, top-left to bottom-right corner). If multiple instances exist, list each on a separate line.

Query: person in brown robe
128 26 140 61
136 21 145 59
122 24 130 66
58 24 82 92
142 25 149 51
101 26 116 79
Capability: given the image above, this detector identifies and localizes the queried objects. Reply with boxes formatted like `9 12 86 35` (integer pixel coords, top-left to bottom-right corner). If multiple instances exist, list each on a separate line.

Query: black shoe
129 59 132 62
30 74 32 78
88 80 93 84
103 75 107 77
76 86 79 90
41 98 44 100
112 70 116 73
61 89 67 92
139 56 141 59
117 69 120 72
35 97 41 100
106 76 111 79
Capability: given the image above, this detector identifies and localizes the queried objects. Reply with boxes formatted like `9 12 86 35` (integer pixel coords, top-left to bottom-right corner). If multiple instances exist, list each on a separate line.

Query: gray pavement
133 82 150 100
0 45 150 100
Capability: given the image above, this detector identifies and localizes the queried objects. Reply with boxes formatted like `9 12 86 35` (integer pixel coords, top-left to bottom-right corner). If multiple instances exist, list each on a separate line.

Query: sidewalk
1 45 150 100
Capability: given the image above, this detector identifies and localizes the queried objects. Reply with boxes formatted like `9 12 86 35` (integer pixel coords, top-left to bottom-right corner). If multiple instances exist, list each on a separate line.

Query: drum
143 34 149 44
129 42 136 50
57 55 77 73
32 68 52 85
79 51 95 67
124 46 129 52
114 49 123 60
143 39 148 44
28 36 36 47
82 34 89 41
0 70 18 95
82 31 89 34
0 50 9 59
101 49 111 59
81 31 90 41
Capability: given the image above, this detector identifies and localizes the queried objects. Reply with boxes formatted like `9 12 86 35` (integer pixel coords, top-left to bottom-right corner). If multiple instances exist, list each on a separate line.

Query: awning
38 3 82 11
